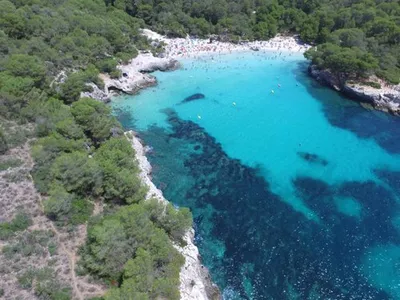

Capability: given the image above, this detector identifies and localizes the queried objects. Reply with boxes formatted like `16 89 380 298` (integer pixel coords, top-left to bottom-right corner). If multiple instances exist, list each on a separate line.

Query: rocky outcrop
342 84 400 114
137 57 180 73
81 82 111 103
100 72 157 98
84 53 180 102
309 65 400 115
125 131 221 300
309 65 342 91
181 93 206 104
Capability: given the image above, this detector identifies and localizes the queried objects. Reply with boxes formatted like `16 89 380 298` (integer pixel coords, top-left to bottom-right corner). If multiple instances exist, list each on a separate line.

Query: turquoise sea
113 52 400 299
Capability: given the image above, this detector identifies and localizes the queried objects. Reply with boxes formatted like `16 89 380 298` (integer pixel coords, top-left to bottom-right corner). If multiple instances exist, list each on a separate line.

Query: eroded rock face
308 65 342 91
81 82 111 103
309 65 400 115
342 84 400 114
138 57 180 72
100 72 157 97
84 53 181 102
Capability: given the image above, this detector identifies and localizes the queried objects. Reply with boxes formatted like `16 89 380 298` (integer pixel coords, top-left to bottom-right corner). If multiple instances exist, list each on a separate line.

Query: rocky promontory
81 53 180 102
309 65 400 115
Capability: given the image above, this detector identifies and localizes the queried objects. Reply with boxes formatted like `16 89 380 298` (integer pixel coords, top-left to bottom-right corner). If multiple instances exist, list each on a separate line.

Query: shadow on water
115 107 397 300
292 63 400 155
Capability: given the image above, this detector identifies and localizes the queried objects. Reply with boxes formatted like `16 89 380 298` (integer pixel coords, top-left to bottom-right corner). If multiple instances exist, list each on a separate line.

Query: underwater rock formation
181 93 206 104
297 151 328 166
136 109 394 299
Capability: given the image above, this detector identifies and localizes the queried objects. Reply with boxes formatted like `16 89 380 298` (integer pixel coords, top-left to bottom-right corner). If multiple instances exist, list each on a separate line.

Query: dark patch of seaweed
180 93 206 104
139 108 393 299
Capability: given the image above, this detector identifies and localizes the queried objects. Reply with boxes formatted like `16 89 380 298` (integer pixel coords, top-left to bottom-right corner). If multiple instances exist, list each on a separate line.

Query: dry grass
0 121 106 300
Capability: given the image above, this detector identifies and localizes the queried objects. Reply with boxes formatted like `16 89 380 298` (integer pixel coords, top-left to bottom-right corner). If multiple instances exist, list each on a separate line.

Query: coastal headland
309 65 400 115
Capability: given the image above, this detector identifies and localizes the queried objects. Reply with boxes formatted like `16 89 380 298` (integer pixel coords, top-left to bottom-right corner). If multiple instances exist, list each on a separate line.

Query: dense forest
0 0 399 299
0 0 191 298
112 0 399 83
0 0 398 97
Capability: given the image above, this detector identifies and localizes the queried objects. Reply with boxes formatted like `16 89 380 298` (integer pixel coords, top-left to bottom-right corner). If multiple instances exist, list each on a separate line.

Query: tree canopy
0 1 192 296
108 0 400 83
80 199 191 299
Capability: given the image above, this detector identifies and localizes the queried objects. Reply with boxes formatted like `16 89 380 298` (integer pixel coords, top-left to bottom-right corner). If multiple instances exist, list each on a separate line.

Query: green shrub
44 186 75 221
2 168 29 182
70 198 93 224
44 186 93 225
362 81 382 89
144 199 192 242
96 58 118 74
2 127 33 149
18 268 72 300
2 230 53 258
71 98 121 145
110 69 122 79
0 213 31 239
376 69 400 85
0 158 23 171
31 134 88 193
50 152 103 196
116 52 135 64
18 269 36 289
95 137 146 204
5 54 46 85
0 127 7 154
80 203 184 299
48 242 57 256
59 67 101 104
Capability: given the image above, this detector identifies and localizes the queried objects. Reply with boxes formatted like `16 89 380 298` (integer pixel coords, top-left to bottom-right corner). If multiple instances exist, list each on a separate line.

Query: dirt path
31 174 84 300
0 137 105 299
50 223 84 300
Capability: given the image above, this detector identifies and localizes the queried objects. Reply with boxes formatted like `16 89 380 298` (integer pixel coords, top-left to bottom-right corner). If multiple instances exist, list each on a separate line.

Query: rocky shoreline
81 40 222 300
309 65 400 115
125 131 221 300
81 53 180 102
82 31 400 118
81 29 312 103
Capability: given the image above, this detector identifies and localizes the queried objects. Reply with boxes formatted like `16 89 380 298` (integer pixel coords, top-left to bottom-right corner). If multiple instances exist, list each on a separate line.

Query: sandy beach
142 29 311 59
90 30 312 101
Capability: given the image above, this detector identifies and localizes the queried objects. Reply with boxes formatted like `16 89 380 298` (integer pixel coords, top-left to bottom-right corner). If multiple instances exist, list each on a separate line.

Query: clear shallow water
113 52 400 299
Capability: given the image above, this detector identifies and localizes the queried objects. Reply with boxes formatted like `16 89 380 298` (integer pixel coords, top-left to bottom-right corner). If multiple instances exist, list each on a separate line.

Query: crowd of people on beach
162 35 311 58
